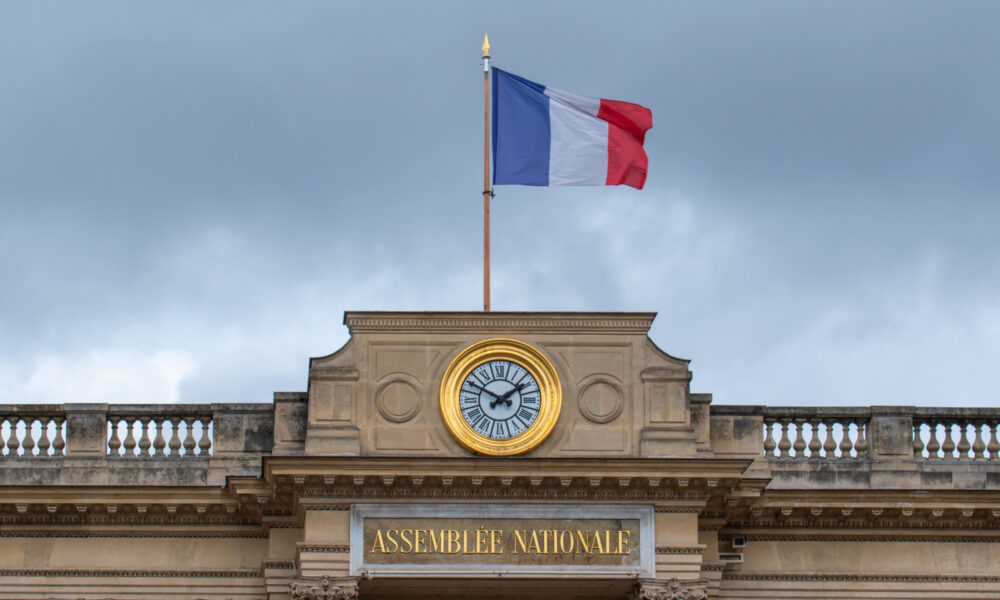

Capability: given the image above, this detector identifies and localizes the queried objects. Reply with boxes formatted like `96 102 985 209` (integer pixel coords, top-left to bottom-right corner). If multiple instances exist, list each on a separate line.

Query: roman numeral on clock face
473 415 493 435
491 361 506 379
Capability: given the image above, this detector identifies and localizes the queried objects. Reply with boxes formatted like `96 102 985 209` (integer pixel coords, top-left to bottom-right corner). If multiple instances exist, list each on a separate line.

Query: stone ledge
343 311 657 334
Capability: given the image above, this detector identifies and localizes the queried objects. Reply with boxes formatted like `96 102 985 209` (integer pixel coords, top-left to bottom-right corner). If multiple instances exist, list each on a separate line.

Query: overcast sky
1 2 998 408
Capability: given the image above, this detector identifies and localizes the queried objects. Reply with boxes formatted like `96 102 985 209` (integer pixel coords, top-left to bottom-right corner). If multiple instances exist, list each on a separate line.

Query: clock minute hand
493 380 532 407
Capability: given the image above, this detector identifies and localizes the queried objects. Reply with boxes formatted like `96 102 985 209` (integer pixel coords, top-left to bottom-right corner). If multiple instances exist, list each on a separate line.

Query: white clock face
459 359 541 440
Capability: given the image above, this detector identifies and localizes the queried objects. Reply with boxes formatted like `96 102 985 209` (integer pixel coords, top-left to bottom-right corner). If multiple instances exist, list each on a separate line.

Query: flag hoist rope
482 34 492 312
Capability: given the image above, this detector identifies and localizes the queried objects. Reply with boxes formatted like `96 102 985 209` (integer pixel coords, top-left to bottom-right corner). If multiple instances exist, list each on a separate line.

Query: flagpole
482 34 491 312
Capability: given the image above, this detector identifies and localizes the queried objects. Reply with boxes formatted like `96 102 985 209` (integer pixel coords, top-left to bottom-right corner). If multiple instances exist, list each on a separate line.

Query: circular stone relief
375 380 421 423
578 379 624 424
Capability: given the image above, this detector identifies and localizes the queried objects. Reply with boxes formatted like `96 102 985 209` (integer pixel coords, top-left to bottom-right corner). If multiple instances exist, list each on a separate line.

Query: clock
439 338 561 456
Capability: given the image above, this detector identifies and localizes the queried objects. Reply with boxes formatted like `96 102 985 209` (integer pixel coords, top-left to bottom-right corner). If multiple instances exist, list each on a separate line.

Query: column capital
629 577 708 600
289 576 359 600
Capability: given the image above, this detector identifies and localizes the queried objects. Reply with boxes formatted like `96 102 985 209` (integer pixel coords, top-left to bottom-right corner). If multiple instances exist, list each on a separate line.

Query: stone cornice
753 488 1000 506
343 311 656 334
655 545 706 554
261 456 755 482
0 568 262 578
0 527 266 538
720 533 1000 543
293 485 710 504
0 486 239 505
724 573 1000 583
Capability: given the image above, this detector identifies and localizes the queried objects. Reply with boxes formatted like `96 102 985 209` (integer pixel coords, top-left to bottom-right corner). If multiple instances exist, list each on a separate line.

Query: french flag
491 67 653 190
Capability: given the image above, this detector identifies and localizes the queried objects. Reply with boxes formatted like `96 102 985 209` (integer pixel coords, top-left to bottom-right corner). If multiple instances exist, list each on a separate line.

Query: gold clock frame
439 338 562 456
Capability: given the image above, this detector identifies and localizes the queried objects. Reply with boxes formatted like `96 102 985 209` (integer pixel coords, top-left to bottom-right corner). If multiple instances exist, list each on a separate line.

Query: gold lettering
513 530 528 554
428 529 443 554
368 521 634 559
592 529 605 554
559 530 573 554
370 529 386 554
617 530 630 555
490 529 503 554
446 529 461 554
385 529 399 553
527 530 541 554
476 526 489 554
399 529 414 553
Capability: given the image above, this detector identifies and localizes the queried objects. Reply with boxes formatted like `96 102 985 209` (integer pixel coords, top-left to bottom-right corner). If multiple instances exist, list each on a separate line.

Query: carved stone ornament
629 577 708 600
289 576 359 600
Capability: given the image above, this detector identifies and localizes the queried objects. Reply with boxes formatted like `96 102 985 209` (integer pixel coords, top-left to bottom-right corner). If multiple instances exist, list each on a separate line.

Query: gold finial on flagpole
482 33 490 57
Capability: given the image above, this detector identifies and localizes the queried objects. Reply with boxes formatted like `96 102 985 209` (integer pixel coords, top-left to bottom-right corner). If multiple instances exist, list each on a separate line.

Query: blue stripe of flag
492 67 550 186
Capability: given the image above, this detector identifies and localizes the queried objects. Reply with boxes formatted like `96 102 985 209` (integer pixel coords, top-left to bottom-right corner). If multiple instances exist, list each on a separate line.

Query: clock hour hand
466 381 501 401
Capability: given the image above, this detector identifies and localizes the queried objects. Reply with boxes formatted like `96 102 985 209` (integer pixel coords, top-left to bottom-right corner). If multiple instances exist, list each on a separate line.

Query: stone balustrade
711 405 1000 462
0 405 67 457
912 408 1000 461
4 401 1000 470
761 409 870 459
0 404 221 459
106 405 214 457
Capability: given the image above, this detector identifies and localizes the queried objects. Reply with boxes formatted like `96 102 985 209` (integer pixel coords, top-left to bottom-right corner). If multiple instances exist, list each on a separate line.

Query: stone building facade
1 312 998 599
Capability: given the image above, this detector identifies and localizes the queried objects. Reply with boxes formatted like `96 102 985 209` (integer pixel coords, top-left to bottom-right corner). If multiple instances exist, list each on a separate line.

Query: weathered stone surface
1 312 999 599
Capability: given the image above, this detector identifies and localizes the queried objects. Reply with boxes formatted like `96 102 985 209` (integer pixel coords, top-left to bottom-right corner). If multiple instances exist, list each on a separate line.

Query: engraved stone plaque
350 504 654 577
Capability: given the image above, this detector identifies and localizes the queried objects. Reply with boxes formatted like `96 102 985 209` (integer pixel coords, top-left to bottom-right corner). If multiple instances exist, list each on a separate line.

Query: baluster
777 419 792 458
792 419 807 457
823 420 837 458
37 417 51 457
971 422 986 461
168 417 182 457
152 418 166 457
855 421 868 457
987 422 1000 461
807 419 822 458
137 417 152 457
926 422 941 459
198 417 213 456
941 421 957 459
7 417 21 456
122 417 137 457
913 422 926 458
107 418 122 457
182 417 197 457
956 422 972 460
21 418 37 456
52 417 66 456
838 421 853 458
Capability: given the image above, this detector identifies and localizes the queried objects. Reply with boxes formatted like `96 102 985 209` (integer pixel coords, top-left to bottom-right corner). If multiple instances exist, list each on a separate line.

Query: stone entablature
1 312 999 599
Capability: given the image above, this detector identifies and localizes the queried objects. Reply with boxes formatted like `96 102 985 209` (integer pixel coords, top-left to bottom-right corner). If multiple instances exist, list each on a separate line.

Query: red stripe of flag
599 99 653 189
